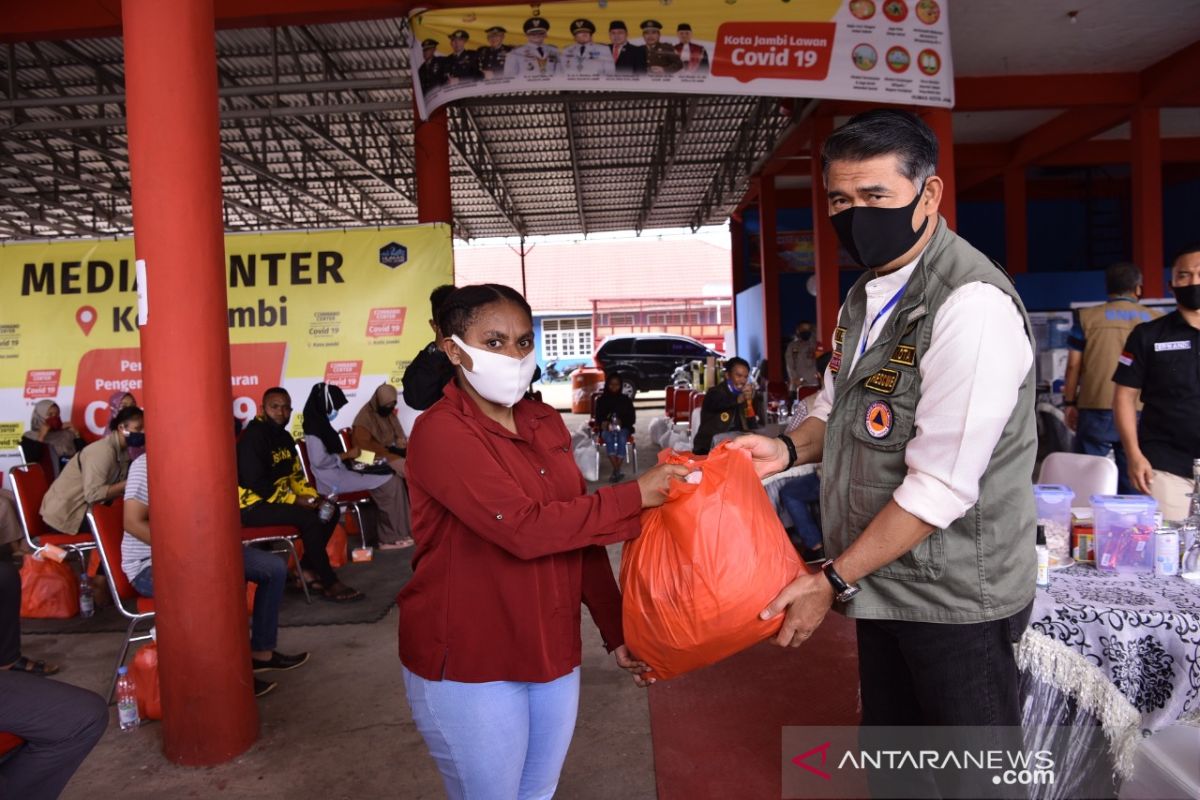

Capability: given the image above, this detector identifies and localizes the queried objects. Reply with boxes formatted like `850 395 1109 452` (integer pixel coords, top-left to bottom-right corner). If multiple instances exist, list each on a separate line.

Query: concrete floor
33 408 671 799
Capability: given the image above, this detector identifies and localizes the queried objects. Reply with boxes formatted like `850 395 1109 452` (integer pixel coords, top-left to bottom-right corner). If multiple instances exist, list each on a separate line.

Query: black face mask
798 331 813 341
377 404 397 417
829 182 929 270
125 431 146 448
1173 283 1200 311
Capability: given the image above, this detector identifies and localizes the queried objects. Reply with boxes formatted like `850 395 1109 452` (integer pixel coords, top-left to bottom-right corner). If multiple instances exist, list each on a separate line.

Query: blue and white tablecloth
1017 564 1200 776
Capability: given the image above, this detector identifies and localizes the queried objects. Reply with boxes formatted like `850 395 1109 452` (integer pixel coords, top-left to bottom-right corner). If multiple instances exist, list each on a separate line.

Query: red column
1004 166 1028 274
122 0 258 765
811 115 841 349
758 177 783 382
415 105 452 224
921 108 957 230
1131 105 1164 298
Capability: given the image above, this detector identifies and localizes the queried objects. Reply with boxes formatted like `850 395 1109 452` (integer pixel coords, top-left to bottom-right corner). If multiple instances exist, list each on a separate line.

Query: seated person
593 374 636 483
21 400 86 479
237 387 362 603
106 392 137 431
1 554 106 798
778 473 824 564
122 454 308 698
351 384 408 473
401 284 458 413
692 357 754 455
0 491 22 558
40 406 141 534
303 383 413 550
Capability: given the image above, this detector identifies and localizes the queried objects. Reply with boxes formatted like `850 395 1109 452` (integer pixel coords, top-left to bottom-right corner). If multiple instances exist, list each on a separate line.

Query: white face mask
451 334 538 407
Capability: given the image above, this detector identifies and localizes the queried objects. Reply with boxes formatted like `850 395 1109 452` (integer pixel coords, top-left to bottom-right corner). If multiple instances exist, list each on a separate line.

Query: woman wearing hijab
351 384 408 470
21 400 85 478
301 383 413 550
106 392 137 431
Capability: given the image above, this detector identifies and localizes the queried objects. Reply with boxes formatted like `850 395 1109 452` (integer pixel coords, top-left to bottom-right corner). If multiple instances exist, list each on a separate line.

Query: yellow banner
0 225 452 457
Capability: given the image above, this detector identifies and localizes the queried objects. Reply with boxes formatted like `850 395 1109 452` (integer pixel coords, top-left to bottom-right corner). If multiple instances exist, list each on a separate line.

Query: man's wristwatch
821 560 861 603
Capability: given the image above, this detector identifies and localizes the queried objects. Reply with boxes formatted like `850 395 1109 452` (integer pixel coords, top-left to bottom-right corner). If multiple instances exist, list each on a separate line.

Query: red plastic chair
294 438 371 550
9 464 95 566
85 500 155 703
664 386 677 416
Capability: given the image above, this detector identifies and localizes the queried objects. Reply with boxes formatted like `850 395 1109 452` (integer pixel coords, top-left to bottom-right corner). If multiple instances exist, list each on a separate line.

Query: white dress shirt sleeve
892 282 1033 529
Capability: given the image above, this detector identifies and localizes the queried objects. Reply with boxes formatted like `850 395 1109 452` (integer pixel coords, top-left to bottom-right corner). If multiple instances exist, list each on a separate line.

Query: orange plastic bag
288 523 349 570
19 553 79 619
129 642 162 721
620 443 804 680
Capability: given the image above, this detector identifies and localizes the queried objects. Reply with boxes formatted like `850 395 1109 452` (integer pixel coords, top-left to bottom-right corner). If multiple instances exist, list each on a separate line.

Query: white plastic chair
1119 723 1200 800
1037 452 1118 500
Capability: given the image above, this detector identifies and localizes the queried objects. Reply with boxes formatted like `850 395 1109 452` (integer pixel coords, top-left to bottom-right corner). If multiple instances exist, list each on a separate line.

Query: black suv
593 334 724 393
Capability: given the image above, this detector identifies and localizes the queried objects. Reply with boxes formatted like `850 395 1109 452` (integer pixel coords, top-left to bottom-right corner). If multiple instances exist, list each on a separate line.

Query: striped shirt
120 455 152 583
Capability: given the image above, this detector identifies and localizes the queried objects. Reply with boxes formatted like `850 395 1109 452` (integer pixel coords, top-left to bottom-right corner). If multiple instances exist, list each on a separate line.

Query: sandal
288 574 326 594
5 656 59 676
321 581 364 603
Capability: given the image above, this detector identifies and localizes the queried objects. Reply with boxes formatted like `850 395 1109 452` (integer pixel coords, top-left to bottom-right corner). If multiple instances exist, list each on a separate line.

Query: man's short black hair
1104 262 1143 296
430 284 456 318
821 109 939 185
1172 243 1200 266
724 356 750 373
262 386 289 404
113 406 143 428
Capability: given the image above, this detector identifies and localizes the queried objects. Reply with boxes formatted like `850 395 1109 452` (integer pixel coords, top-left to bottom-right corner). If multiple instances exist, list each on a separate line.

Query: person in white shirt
732 109 1035 798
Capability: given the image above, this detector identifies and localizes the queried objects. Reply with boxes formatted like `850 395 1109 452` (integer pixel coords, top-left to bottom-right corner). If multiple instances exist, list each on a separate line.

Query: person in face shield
398 283 691 800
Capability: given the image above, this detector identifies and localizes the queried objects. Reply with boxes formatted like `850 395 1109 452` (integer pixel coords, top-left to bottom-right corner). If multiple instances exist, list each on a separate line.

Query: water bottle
79 573 94 618
318 490 337 523
116 666 140 731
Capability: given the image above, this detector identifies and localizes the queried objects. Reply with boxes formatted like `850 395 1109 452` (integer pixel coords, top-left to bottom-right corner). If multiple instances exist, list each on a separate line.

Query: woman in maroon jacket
401 284 688 800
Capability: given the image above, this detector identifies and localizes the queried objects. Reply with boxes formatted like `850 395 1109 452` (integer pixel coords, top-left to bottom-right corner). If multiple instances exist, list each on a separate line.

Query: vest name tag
890 344 917 366
865 368 900 395
1154 340 1192 352
833 326 846 347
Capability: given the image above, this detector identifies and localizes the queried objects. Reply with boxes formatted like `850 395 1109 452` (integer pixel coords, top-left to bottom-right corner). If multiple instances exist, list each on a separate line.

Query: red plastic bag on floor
19 553 79 619
620 443 804 681
129 642 162 720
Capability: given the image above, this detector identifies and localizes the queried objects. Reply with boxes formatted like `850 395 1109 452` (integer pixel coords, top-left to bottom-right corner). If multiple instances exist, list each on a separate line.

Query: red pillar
758 177 784 382
921 108 956 230
123 0 258 765
1131 105 1164 298
811 115 841 349
415 105 452 224
1004 166 1028 273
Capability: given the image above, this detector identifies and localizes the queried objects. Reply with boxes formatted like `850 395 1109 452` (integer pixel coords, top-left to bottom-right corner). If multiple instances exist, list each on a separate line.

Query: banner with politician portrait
0 224 452 471
410 0 952 119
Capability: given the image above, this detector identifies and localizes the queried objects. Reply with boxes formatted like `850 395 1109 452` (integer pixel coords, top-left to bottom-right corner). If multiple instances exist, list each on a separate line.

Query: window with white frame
541 318 593 361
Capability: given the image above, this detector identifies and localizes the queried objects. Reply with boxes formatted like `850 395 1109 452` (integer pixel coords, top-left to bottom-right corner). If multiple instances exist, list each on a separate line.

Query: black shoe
254 678 277 697
800 545 826 565
252 651 310 673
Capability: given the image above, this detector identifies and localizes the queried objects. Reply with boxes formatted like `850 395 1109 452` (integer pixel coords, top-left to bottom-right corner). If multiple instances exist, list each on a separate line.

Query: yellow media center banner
0 224 452 467
411 0 953 118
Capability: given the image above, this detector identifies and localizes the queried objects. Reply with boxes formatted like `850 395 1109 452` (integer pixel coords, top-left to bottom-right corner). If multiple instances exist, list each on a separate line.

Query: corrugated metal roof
0 18 792 241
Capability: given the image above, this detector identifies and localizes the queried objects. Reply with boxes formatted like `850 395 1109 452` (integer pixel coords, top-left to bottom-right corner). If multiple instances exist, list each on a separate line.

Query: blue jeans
131 546 286 652
601 429 628 458
1074 408 1133 494
778 473 823 550
402 666 581 800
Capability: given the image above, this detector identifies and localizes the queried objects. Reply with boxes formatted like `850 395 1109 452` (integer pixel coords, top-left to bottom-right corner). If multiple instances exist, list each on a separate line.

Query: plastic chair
9 464 95 567
85 500 155 703
294 439 371 551
1037 452 1118 500
240 525 310 604
665 386 677 417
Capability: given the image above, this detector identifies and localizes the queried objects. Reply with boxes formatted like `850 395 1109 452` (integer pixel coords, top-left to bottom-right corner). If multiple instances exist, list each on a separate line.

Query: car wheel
621 376 638 398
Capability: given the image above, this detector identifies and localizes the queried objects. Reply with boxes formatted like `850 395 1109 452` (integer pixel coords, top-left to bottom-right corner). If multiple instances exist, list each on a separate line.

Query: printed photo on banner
409 0 953 118
0 224 453 474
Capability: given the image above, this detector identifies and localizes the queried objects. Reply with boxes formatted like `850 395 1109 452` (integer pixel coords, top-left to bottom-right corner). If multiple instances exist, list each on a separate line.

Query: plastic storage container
1092 494 1158 573
1033 484 1075 566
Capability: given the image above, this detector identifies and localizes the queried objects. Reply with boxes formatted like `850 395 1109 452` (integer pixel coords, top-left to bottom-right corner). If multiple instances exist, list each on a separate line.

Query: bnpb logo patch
379 242 408 269
864 400 894 439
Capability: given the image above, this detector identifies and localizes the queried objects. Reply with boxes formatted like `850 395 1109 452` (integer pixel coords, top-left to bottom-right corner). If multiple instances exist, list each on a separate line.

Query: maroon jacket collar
441 379 554 441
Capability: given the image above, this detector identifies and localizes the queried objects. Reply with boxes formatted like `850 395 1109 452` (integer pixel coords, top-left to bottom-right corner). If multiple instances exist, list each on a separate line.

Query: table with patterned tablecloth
1016 563 1200 778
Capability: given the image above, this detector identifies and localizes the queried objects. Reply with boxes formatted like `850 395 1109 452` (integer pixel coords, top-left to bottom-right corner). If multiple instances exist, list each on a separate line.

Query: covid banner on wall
0 224 452 469
410 0 952 118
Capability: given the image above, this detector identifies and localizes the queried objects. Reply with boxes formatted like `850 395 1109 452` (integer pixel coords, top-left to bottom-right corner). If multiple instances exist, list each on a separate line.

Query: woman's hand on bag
726 434 789 479
637 463 692 508
614 645 656 687
759 571 834 648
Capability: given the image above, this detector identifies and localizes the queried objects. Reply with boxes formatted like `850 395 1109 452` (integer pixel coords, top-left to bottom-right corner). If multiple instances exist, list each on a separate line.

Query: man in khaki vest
732 110 1036 797
1063 262 1159 493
